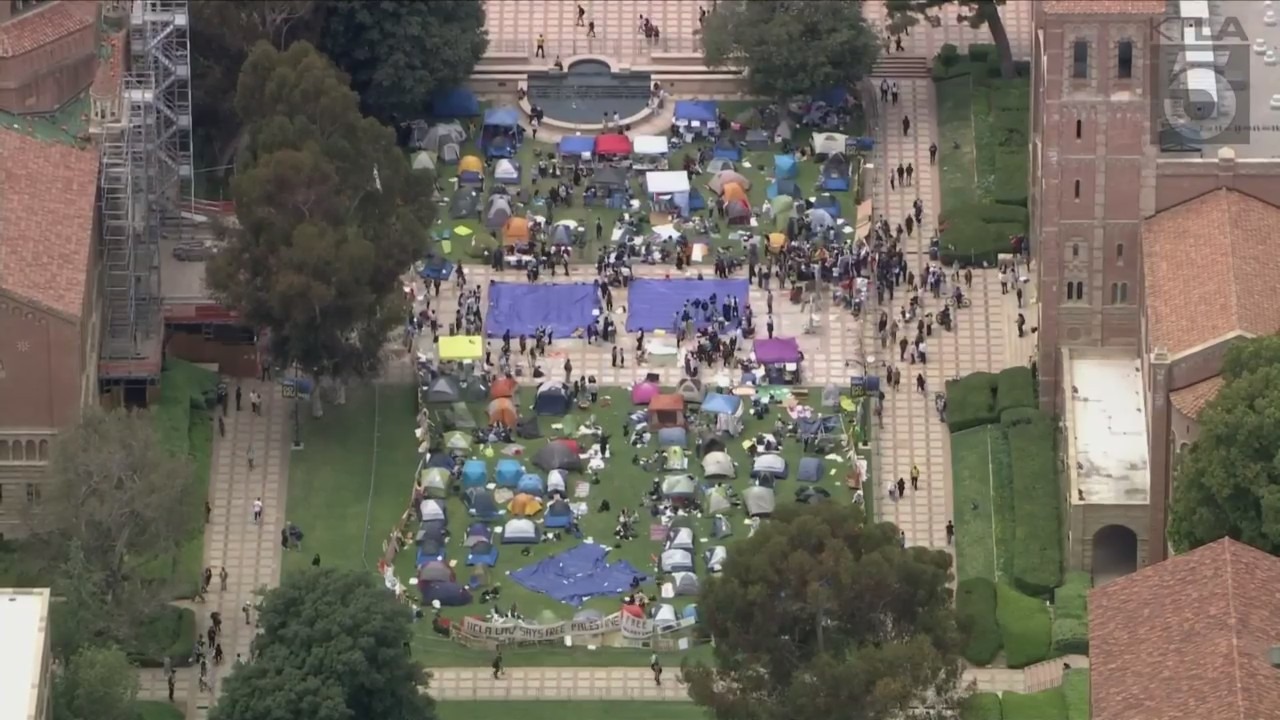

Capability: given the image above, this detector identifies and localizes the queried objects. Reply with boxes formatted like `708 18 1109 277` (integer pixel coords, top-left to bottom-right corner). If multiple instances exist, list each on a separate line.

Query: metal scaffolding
97 0 193 380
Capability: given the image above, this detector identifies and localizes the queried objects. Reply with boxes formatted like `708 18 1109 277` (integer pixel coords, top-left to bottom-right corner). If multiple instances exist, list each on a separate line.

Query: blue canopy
558 135 595 156
774 154 797 180
429 87 480 118
675 100 717 123
701 393 742 415
815 86 848 107
483 106 521 128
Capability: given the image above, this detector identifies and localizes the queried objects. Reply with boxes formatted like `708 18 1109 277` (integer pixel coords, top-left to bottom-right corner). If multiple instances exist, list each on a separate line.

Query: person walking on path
247 443 256 470
896 477 906 499
243 601 253 625
492 651 504 679
252 497 263 524
167 673 176 702
587 20 596 37
535 34 545 58
219 566 228 591
577 4 585 25
235 385 242 411
903 115 911 135
929 142 938 164
946 520 955 545
651 655 663 686
910 464 921 491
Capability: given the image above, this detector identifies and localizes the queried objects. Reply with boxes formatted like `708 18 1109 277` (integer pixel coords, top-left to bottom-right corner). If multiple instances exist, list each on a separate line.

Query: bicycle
946 295 972 308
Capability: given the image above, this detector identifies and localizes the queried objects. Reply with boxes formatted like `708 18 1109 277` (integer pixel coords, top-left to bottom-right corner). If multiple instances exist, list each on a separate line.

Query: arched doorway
1092 525 1139 580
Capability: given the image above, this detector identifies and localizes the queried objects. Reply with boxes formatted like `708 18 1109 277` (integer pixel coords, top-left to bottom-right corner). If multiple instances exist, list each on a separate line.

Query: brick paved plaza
483 0 703 60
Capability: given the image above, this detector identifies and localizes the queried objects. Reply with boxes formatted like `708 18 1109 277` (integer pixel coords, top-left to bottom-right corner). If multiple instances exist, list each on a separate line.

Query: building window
1118 40 1134 79
1116 242 1124 260
38 440 48 461
0 440 8 461
11 441 22 462
1072 40 1089 79
24 440 36 461
0 484 3 504
1110 282 1130 304
1067 280 1086 301
1067 282 1076 301
1074 179 1081 199
1075 119 1083 139
1072 242 1080 258
25 483 38 503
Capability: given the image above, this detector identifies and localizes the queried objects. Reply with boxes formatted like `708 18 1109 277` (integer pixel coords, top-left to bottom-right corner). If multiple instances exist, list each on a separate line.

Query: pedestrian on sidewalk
880 78 889 102
535 34 545 58
252 497 263 524
929 142 938 165
219 566 228 591
247 443 255 470
214 643 224 665
577 4 585 25
243 601 253 625
894 35 904 52
910 464 921 491
281 527 290 550
916 372 927 393
891 81 899 105
1015 286 1024 308
1016 313 1027 337
902 115 911 135
906 163 914 186
651 655 663 686
235 385 242 411
896 163 905 187
896 477 906 499
218 416 225 438
946 520 955 545
167 673 176 702
587 20 596 37
205 500 212 523
202 566 212 594
492 651 505 679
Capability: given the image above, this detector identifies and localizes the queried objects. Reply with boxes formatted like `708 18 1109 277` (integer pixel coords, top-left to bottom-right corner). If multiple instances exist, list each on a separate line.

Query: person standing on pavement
219 566 228 591
243 600 253 625
910 464 921 491
492 651 504 679
946 520 956 545
651 655 663 686
235 385 242 411
252 497 263 524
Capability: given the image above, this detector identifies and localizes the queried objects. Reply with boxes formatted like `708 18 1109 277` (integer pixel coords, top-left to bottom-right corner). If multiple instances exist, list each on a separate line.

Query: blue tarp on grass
625 278 750 332
486 282 600 337
509 543 647 607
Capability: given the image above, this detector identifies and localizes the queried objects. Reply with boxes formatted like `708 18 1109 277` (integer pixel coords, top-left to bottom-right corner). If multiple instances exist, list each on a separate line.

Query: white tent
411 151 436 171
744 485 776 517
811 132 849 156
646 170 691 215
633 135 669 156
660 548 695 572
653 603 679 624
705 545 728 573
666 525 695 551
705 485 732 514
547 469 568 495
752 453 787 477
494 158 520 183
419 498 446 522
671 572 700 596
662 473 697 498
501 517 539 543
702 451 736 478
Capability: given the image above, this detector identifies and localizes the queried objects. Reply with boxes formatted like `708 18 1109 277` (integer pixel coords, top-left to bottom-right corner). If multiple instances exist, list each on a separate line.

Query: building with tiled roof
0 124 102 537
0 0 100 115
1090 538 1280 720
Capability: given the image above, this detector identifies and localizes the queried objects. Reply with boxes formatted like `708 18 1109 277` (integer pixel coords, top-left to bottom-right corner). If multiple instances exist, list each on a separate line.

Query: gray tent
798 456 823 483
411 151 436 171
744 129 770 150
701 451 736 479
705 545 728 573
550 223 576 246
675 377 705 404
809 208 835 230
743 485 776 517
419 498 447 522
796 486 831 504
440 142 462 164
493 158 521 184
670 571 700 596
464 487 501 519
425 376 463 403
422 121 466 153
419 559 453 583
711 514 733 538
752 453 787 478
775 119 794 142
450 188 480 218
485 194 512 229
658 426 687 448
446 401 478 429
705 485 732 513
660 548 694 572
666 524 695 551
533 442 582 472
706 157 735 173
501 517 539 544
661 473 697 498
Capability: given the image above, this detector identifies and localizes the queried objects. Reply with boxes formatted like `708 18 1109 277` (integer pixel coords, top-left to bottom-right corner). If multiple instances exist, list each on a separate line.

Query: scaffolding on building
96 0 193 391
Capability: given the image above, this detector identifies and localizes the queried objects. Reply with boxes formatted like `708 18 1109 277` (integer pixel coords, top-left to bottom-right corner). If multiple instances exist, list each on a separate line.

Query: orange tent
459 155 483 174
490 376 518 399
721 182 748 204
487 397 517 426
503 216 530 243
507 493 544 517
648 393 686 429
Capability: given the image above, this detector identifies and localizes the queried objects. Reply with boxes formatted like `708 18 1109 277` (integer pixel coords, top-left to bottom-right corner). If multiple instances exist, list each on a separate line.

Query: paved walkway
862 0 1035 61
484 0 703 59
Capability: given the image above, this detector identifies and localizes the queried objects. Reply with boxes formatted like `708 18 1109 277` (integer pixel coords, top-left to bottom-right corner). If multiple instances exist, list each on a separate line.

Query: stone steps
871 55 932 78
1023 654 1091 692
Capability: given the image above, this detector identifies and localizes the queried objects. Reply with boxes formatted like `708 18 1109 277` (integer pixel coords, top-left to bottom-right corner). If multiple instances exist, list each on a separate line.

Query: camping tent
774 154 797 180
420 466 451 498
507 492 543 517
767 178 802 201
663 445 687 471
666 525 695 550
646 171 691 216
708 170 752 194
484 195 512 230
712 514 733 539
481 106 521 158
428 88 480 118
461 459 487 489
419 498 447 522
706 157 735 174
443 430 472 450
724 190 752 225
701 393 741 416
661 474 697 499
487 397 518 427
440 142 462 164
411 151 436 171
657 426 687 448
420 121 466 152
424 376 463 403
591 166 628 189
494 158 521 184
744 128 770 150
451 188 480 219
595 133 632 157
721 182 749 204
633 134 669 160
516 473 545 496
496 459 523 487
465 487 502 519
675 377 705 404
466 537 499 566
631 380 661 405
420 581 472 606
533 441 582 472
706 546 728 573
713 135 741 161
752 453 787 478
417 518 447 557
775 119 794 142
558 134 595 159
534 381 571 415
501 517 539 543
771 195 796 228
459 155 484 185
550 222 576 246
744 485 776 517
814 194 842 218
503 216 531 244
648 394 685 428
811 132 849 157
547 469 568 496
464 522 491 547
490 376 518 399
822 153 851 191
702 451 736 478
674 100 719 137
544 499 574 529
661 548 694 572
419 559 455 584
705 485 732 513
670 572 700 596
798 456 823 483
809 208 835 230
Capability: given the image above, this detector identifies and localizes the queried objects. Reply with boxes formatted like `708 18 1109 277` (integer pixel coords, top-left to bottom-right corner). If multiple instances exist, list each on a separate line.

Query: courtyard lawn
950 426 1000 582
284 382 864 667
134 701 185 720
427 102 864 264
438 702 709 720
934 75 982 213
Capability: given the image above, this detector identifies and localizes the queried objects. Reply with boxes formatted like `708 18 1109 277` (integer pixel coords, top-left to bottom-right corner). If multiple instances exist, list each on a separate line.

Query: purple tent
754 337 801 364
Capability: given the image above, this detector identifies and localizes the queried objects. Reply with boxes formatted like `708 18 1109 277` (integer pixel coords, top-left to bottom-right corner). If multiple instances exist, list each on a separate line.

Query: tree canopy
1169 335 1280 555
322 0 488 122
208 41 435 405
52 646 139 720
211 569 435 720
701 0 879 100
682 503 964 720
885 0 1016 78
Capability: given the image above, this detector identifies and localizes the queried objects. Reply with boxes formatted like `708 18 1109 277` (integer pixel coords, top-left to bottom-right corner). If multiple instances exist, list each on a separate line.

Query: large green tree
702 1 879 100
322 0 488 122
208 41 435 413
683 503 965 720
885 0 1016 78
1169 336 1280 555
211 569 436 720
52 646 139 720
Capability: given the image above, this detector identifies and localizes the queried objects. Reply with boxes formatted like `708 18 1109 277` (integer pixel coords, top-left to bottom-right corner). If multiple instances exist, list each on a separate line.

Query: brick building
0 0 101 115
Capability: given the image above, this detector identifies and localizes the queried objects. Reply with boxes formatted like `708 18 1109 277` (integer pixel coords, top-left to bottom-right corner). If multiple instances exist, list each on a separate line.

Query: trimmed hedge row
996 583 1052 669
1001 688 1068 720
939 202 1030 268
957 577 1002 664
996 367 1037 415
1062 669 1091 720
961 692 1004 720
1051 618 1089 656
946 372 999 432
128 605 197 668
1001 408 1063 597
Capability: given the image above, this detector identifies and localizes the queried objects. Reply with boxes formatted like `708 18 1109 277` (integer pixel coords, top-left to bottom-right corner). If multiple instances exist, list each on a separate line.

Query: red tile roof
0 1 96 58
91 32 125 97
1169 375 1224 419
1043 0 1168 14
1142 189 1280 355
0 126 100 319
1090 538 1280 720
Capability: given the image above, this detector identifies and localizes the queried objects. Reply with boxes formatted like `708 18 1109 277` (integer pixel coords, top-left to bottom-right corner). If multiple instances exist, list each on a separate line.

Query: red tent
595 134 633 155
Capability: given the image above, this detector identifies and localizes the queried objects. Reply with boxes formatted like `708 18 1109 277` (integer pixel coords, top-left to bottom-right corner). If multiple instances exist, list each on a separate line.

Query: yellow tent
722 182 748 203
768 232 788 251
459 155 483 174
507 493 544 517
438 335 483 361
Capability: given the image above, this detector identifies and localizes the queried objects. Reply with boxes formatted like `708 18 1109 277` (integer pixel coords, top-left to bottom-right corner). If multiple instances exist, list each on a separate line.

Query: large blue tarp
429 87 480 118
486 282 599 337
675 100 717 123
510 543 647 607
483 106 521 128
558 135 595 155
626 278 750 332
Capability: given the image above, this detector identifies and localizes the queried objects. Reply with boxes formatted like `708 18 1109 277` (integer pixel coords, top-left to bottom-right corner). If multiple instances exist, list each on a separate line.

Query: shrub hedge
1001 408 1063 596
939 202 1029 267
1000 688 1068 720
961 692 1004 720
128 605 196 668
1053 571 1091 620
996 583 1053 668
1051 618 1090 656
957 577 1002 664
946 372 999 432
996 367 1037 415
1062 669 1091 720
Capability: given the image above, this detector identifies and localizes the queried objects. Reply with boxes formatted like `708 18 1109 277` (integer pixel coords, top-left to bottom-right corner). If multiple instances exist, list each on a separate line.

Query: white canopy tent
634 135 670 155
646 170 691 215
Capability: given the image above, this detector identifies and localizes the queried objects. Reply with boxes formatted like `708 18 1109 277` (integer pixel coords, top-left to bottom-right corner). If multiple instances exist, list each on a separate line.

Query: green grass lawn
285 383 863 666
934 75 981 213
951 424 1017 583
428 102 863 264
134 701 185 720
438 702 709 720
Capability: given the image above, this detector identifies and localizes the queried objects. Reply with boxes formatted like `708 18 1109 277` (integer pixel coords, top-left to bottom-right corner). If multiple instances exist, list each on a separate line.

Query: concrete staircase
871 54 932 78
1023 655 1090 692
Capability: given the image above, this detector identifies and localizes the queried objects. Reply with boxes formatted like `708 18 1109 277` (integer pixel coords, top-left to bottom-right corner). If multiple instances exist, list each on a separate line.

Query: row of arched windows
0 439 50 463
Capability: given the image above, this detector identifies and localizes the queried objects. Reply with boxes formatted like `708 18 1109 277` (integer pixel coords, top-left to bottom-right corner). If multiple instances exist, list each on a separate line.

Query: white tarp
633 135 670 155
646 170 690 194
